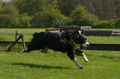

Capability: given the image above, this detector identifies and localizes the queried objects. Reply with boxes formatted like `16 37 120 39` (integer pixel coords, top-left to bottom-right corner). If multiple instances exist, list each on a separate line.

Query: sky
2 0 10 2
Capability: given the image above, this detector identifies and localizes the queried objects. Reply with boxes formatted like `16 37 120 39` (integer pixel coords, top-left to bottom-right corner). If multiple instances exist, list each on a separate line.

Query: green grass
0 28 120 79
0 28 120 44
0 50 119 79
0 28 45 41
87 36 120 44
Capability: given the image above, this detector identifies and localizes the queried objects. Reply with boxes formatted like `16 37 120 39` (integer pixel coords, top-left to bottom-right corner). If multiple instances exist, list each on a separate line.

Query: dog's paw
79 66 84 69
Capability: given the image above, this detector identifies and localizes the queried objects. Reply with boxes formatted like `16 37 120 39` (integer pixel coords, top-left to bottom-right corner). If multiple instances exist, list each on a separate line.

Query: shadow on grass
12 63 70 69
87 54 118 59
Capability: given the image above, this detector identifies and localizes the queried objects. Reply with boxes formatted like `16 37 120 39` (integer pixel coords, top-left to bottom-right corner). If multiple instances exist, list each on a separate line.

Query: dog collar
59 32 68 44
68 37 81 50
68 38 76 46
59 32 81 49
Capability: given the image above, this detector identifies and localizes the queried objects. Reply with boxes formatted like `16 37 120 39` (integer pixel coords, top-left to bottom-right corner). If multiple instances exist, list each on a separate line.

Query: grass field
0 28 120 44
0 28 120 79
87 36 120 44
0 28 45 41
0 50 119 79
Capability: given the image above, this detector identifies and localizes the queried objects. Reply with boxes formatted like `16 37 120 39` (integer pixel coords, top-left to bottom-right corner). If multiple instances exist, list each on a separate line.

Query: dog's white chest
73 44 80 50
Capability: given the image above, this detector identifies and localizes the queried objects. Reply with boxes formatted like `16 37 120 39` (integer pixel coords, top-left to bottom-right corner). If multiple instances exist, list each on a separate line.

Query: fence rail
86 43 120 51
0 41 120 51
46 29 120 36
0 28 120 51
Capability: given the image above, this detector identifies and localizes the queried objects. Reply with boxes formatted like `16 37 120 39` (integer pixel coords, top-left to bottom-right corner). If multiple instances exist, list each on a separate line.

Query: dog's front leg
72 57 84 69
67 52 83 69
75 48 89 62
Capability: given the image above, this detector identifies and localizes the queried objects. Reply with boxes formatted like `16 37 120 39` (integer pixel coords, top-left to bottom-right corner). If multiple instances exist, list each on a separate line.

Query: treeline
0 0 120 28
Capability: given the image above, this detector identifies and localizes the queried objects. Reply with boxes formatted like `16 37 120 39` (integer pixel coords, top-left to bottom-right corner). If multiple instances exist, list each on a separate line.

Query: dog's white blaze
78 31 81 34
72 57 83 69
81 53 89 62
82 42 89 48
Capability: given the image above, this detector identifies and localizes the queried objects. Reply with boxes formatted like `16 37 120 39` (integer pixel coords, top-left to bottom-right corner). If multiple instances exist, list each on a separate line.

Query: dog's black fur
24 30 89 69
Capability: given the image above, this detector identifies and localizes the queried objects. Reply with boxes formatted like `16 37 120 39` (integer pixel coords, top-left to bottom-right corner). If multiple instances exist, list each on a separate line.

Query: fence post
21 34 27 51
7 34 22 51
15 31 20 40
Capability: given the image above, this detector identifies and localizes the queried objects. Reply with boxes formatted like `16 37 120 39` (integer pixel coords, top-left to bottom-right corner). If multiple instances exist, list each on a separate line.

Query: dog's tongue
81 53 89 62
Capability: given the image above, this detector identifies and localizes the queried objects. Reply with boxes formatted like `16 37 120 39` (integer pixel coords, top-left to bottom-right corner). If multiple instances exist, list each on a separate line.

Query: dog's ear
81 29 85 34
73 30 80 34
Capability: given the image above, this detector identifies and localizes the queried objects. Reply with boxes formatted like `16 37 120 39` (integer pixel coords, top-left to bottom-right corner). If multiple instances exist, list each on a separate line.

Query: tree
11 0 54 15
0 2 19 27
71 5 98 26
0 0 120 28
71 5 87 20
19 13 31 28
31 0 71 27
57 0 76 16
30 12 46 27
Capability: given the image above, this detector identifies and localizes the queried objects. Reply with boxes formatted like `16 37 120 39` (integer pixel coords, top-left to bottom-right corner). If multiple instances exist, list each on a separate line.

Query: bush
93 19 116 28
71 5 98 26
19 13 31 28
44 7 71 27
82 13 98 25
30 12 46 27
115 18 120 28
0 24 9 28
31 6 72 28
60 15 73 26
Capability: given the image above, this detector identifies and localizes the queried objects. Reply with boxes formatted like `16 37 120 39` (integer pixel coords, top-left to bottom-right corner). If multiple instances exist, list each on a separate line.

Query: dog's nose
82 42 90 48
87 43 90 47
86 42 90 47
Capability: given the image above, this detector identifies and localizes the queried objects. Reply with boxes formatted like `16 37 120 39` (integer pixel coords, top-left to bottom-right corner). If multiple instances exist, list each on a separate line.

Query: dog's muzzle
81 42 90 48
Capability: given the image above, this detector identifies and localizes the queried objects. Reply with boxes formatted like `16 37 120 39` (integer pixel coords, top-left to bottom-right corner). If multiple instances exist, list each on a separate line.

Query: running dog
24 30 90 69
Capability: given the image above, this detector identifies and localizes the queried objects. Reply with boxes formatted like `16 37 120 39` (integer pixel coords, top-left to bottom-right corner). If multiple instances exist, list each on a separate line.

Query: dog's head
65 30 89 49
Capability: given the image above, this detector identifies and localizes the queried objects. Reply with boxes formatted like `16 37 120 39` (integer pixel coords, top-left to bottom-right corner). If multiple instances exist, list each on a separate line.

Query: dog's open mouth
81 45 86 49
81 42 90 48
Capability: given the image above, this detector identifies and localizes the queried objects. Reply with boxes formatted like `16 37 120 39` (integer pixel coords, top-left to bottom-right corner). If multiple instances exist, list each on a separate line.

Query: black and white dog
24 30 90 69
